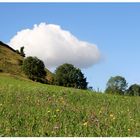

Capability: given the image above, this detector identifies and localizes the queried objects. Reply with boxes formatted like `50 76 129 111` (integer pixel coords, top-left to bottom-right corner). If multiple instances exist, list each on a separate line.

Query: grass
0 74 140 137
0 43 24 76
0 42 54 83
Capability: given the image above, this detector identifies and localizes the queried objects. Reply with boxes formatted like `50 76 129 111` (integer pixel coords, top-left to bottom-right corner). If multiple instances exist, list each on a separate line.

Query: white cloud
9 22 101 68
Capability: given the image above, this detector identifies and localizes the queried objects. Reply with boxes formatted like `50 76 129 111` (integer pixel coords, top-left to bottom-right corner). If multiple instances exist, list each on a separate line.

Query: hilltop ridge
0 41 17 53
0 41 24 76
0 41 54 82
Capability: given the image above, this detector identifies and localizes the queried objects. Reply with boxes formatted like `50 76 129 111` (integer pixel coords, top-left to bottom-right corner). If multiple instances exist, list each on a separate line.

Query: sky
0 3 140 91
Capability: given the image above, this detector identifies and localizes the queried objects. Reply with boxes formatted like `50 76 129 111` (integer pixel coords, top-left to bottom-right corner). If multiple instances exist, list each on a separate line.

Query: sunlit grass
0 75 140 136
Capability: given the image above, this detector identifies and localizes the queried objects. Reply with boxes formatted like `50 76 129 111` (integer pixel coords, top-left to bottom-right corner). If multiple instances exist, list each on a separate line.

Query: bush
22 56 46 81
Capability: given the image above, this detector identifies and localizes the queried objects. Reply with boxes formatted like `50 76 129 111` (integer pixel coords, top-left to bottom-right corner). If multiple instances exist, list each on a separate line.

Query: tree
127 84 140 96
55 63 88 89
22 56 46 82
20 46 25 57
105 76 127 95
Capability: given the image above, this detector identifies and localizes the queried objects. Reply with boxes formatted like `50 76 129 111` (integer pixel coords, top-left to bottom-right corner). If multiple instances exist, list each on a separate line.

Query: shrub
22 56 46 81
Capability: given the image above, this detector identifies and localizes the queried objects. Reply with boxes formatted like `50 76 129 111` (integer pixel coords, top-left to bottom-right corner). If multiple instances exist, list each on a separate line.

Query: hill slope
0 41 24 76
0 74 139 137
0 41 54 82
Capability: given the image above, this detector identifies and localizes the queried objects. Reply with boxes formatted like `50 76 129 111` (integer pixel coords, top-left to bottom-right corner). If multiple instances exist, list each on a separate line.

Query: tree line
105 76 140 96
19 47 140 96
22 56 88 89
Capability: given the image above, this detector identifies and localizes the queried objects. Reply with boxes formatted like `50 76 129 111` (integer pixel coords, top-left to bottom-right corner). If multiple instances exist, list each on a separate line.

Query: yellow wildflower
99 110 102 114
83 122 88 126
113 117 116 120
110 114 114 117
56 109 60 112
47 110 51 113
128 129 131 131
130 118 133 121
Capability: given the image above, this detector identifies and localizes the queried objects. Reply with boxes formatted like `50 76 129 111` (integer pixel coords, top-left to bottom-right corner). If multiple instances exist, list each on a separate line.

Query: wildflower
110 114 114 117
47 110 51 113
113 117 116 120
0 104 2 106
83 122 88 126
54 126 59 129
53 115 57 118
128 129 131 131
56 109 60 112
99 110 102 114
51 131 55 134
130 118 133 121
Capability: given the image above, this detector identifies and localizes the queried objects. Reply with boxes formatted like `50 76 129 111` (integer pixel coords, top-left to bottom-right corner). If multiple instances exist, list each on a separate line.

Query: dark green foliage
22 56 46 82
55 63 88 89
127 84 140 96
105 76 127 95
20 46 25 57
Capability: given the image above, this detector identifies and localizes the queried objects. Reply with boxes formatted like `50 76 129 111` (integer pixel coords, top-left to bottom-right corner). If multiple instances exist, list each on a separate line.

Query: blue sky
0 3 140 91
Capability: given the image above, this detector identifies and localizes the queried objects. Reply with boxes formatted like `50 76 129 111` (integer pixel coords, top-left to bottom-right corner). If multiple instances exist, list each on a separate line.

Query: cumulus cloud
9 22 101 68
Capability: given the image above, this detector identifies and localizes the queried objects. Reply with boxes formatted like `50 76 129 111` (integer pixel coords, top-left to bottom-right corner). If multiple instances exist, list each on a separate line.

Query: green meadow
0 74 140 137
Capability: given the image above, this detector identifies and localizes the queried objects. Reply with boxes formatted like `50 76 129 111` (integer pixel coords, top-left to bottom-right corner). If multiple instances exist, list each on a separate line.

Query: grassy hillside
0 74 139 137
0 41 54 82
0 41 24 76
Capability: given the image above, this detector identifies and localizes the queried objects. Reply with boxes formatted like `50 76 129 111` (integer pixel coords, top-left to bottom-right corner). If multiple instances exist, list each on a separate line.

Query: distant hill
0 41 54 82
